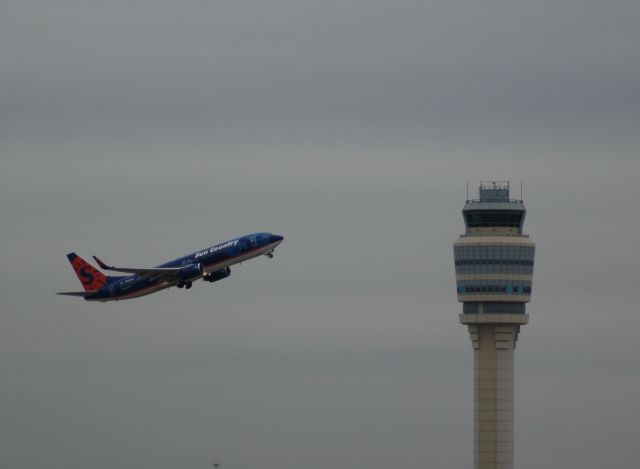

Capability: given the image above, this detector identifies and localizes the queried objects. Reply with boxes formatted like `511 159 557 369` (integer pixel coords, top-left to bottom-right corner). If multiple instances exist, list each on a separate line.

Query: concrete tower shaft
453 181 535 469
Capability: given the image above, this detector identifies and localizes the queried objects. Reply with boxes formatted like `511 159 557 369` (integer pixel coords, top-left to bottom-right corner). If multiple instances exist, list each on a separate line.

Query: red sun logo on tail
70 256 107 291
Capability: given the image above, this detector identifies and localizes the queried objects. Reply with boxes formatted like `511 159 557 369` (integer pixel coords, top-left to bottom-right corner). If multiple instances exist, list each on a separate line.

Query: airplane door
250 235 257 247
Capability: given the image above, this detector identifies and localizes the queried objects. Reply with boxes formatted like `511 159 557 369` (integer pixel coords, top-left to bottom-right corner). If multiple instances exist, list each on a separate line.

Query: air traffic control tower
453 181 535 469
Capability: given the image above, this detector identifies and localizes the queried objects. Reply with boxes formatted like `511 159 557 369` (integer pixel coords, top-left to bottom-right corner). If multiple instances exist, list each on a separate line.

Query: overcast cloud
1 1 639 468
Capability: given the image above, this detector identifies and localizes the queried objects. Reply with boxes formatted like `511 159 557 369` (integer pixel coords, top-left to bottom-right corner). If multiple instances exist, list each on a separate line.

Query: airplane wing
93 256 182 276
57 290 101 297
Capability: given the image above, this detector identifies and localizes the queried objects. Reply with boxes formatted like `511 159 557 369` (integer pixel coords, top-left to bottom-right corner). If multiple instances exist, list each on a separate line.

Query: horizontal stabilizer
57 290 101 297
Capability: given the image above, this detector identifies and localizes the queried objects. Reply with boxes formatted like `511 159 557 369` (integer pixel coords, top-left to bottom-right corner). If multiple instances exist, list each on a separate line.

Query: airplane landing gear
266 252 274 259
177 281 192 289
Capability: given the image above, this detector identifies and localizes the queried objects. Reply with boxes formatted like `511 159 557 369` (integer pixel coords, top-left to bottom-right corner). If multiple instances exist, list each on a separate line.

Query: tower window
464 210 523 228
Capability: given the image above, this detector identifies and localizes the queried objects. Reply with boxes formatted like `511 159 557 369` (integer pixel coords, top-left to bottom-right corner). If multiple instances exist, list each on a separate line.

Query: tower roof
462 181 526 232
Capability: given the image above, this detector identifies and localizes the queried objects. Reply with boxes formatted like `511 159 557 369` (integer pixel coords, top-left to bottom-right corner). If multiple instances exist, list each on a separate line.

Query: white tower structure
453 181 535 469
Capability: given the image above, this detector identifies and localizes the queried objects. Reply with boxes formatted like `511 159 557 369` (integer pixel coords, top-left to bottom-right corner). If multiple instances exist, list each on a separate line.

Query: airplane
57 232 284 302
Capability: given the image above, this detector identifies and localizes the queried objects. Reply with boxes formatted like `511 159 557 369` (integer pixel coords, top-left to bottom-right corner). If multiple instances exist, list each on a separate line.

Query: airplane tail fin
66 252 109 291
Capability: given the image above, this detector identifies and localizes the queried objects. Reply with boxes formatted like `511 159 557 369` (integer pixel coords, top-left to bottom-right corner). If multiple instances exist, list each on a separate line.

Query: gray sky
1 1 639 468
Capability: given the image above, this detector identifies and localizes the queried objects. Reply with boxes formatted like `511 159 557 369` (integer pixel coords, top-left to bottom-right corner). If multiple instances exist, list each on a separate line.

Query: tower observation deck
453 181 535 469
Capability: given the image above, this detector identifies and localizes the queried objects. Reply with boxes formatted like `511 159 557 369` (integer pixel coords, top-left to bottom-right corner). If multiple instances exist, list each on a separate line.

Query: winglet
92 256 109 270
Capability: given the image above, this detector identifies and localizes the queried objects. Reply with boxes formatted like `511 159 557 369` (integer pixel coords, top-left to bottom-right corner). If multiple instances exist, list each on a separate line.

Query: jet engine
178 263 204 281
203 267 231 283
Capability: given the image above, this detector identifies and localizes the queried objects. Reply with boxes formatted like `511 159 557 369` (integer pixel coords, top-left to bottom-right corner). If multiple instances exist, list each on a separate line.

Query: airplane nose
271 234 284 243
